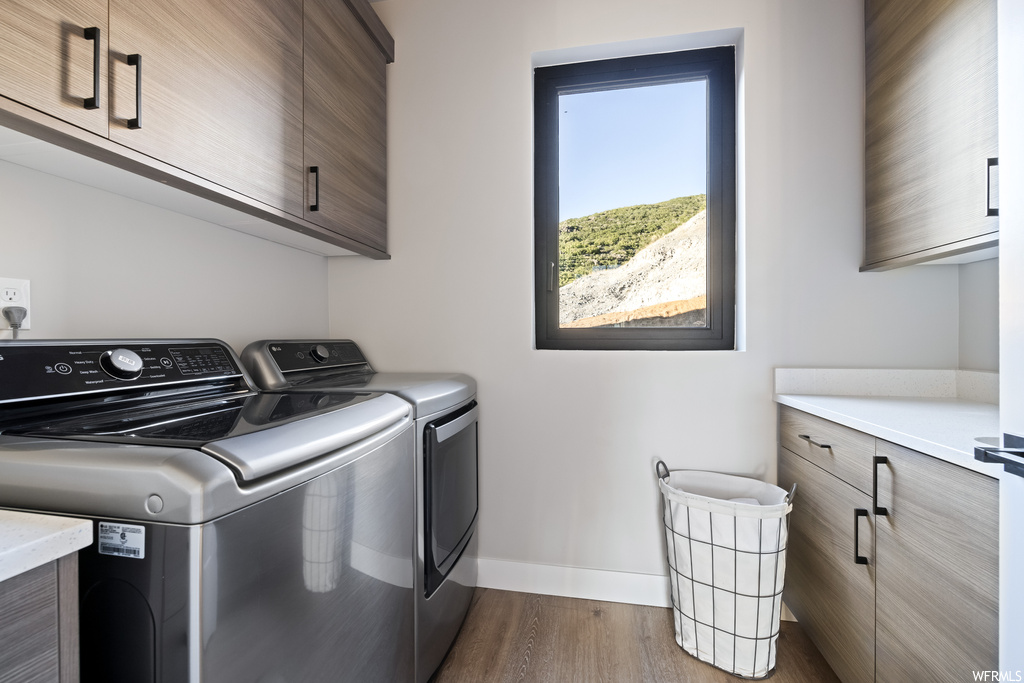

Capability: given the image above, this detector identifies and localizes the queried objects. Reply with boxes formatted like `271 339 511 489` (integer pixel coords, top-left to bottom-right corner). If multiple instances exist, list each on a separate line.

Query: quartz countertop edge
775 393 1005 478
0 510 92 583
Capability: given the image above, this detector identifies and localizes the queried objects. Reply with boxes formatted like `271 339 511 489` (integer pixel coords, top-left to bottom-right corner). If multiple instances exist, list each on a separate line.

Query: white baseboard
476 558 799 622
477 558 673 607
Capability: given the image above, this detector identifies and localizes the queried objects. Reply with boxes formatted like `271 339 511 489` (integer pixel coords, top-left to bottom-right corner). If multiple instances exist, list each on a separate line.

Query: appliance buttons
54 362 72 375
310 345 330 363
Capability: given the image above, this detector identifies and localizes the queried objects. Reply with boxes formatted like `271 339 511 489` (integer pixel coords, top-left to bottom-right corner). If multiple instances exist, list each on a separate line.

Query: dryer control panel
262 340 370 373
0 340 244 403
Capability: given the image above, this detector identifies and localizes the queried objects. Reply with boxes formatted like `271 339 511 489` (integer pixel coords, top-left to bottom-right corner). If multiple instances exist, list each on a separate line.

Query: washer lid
202 393 410 481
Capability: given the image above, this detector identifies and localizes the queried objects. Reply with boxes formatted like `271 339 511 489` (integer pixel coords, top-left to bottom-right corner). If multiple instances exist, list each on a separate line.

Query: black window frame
533 47 736 351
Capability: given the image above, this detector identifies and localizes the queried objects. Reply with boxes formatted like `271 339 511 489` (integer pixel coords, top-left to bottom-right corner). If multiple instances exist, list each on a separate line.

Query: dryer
241 339 478 683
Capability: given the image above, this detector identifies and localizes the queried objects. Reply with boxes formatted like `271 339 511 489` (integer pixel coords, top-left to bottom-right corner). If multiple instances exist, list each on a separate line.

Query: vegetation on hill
558 194 706 286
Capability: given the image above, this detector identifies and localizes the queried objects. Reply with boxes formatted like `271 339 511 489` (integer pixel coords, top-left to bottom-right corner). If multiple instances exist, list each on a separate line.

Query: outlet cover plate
0 277 31 330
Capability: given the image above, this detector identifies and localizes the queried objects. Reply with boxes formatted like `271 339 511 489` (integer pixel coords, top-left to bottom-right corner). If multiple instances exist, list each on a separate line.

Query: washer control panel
0 340 243 403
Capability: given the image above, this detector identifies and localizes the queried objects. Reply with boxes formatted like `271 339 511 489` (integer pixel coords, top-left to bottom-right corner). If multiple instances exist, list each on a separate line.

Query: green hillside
558 194 706 286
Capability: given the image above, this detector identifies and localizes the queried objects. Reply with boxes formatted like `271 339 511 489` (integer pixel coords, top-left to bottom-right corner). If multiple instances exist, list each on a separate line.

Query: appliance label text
97 522 146 559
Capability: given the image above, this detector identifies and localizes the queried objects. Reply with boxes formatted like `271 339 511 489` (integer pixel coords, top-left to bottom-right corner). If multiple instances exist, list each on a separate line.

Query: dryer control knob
310 344 330 363
100 348 144 380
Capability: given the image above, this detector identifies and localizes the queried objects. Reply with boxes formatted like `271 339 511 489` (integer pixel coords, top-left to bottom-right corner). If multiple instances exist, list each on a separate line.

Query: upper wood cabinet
863 0 998 270
107 0 305 217
0 0 109 137
0 0 393 258
304 0 392 253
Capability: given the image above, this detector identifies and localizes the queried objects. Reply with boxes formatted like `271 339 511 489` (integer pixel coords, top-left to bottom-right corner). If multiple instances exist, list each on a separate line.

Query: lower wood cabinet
0 555 80 683
873 441 999 682
777 406 998 683
779 448 875 683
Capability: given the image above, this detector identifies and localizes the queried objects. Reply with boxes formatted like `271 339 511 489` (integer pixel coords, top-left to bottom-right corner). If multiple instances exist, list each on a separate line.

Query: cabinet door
874 442 998 682
304 0 389 252
108 0 304 216
0 562 59 682
778 447 875 683
0 0 108 136
864 0 998 268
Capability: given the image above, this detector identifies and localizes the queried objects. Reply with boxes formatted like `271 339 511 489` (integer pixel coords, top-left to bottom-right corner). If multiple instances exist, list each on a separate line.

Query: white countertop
0 510 92 583
775 393 1004 477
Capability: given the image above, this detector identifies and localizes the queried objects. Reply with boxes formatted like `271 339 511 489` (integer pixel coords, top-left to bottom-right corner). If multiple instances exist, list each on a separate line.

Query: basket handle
655 460 670 480
786 482 797 504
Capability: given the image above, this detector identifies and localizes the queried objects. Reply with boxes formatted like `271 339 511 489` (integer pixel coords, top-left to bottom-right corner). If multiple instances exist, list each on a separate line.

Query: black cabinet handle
127 54 142 129
83 27 100 110
798 434 831 449
873 455 889 516
987 157 999 217
309 166 320 211
854 508 869 565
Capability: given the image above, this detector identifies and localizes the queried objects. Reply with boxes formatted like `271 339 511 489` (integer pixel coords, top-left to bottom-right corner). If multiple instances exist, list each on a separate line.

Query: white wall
328 0 961 592
959 259 999 372
0 160 329 351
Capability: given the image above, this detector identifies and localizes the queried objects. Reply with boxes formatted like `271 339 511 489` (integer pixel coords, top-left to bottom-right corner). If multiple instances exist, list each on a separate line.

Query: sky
557 79 707 221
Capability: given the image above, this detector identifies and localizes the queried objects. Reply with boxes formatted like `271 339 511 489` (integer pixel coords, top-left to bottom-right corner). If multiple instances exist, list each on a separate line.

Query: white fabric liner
659 469 793 679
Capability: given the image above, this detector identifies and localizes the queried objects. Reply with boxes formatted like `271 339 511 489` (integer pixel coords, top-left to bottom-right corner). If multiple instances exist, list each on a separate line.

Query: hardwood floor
431 589 840 683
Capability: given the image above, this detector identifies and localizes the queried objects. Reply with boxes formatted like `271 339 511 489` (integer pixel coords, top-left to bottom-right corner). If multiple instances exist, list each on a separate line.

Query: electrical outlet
0 277 31 330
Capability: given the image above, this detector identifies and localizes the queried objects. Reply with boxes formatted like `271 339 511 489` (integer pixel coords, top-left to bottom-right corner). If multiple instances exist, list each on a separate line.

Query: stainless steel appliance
0 339 415 683
240 340 478 683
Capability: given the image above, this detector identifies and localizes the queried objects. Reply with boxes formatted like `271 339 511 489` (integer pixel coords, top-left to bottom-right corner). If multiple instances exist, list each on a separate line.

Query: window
534 47 736 350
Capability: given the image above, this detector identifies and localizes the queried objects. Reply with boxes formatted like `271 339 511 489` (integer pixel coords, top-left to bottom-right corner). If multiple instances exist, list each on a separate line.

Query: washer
241 339 478 683
0 339 416 683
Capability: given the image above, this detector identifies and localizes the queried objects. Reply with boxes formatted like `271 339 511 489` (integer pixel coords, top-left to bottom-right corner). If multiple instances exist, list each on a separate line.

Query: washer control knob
310 345 330 363
100 348 144 380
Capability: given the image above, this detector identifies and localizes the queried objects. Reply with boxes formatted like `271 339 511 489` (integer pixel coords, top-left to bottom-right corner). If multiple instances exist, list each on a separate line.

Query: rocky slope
558 210 707 327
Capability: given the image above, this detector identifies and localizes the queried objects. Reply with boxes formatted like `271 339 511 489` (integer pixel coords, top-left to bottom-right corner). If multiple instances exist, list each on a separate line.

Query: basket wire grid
658 464 793 680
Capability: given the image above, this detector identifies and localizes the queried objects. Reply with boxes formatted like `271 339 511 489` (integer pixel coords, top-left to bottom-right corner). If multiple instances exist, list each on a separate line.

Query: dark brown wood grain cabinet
863 0 998 270
0 556 80 683
303 0 393 253
0 0 109 137
107 0 305 217
777 406 998 683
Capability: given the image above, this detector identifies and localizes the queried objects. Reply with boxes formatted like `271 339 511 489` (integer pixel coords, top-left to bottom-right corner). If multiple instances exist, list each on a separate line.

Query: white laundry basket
656 461 795 679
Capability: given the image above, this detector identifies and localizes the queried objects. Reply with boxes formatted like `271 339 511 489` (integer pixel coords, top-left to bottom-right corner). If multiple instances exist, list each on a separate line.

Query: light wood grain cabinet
0 0 394 258
874 441 999 682
863 0 998 270
778 449 875 683
108 0 305 217
778 406 999 682
304 0 393 253
0 555 80 683
0 0 108 137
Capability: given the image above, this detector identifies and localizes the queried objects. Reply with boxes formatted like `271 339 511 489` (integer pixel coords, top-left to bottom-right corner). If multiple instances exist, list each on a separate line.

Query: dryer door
423 401 478 597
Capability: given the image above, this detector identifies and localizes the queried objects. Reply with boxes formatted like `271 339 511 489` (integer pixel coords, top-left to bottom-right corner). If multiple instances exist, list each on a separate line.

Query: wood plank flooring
431 589 840 683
